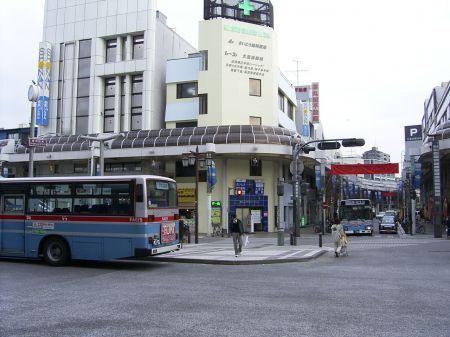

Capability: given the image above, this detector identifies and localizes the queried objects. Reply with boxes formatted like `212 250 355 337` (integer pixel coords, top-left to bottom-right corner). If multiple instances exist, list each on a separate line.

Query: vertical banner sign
295 86 311 137
207 162 217 191
414 161 422 189
332 176 338 194
302 105 310 137
432 141 441 198
315 165 322 190
36 42 52 126
311 82 320 123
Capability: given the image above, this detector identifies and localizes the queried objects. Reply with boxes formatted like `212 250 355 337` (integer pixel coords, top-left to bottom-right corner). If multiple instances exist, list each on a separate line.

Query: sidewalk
148 235 330 265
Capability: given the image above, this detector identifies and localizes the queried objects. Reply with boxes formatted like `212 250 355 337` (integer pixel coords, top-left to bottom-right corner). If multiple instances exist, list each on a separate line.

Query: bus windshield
147 180 177 208
340 206 372 221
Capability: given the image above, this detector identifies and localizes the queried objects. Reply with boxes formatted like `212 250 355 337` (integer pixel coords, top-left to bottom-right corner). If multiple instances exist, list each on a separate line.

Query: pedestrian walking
331 219 346 258
443 197 449 239
230 215 244 257
179 219 185 246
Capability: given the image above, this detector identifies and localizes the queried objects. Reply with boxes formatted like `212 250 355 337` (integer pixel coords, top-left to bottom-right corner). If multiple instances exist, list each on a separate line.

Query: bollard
277 229 284 246
187 231 191 244
290 234 298 246
319 233 323 248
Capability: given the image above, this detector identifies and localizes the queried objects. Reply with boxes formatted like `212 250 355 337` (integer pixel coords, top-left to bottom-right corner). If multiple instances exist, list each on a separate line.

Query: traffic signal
236 188 243 197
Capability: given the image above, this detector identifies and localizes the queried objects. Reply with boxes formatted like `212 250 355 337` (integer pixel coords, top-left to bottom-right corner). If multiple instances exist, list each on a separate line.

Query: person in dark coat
230 216 244 257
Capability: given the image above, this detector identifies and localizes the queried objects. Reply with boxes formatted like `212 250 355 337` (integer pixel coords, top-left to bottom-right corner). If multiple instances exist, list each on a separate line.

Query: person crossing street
230 215 244 257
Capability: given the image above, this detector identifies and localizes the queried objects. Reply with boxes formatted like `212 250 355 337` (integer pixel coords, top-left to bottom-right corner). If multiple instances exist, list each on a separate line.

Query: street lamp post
80 133 124 176
27 83 40 177
182 144 215 244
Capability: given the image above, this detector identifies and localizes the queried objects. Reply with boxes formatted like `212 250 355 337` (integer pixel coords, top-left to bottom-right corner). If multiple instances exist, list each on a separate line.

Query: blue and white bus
339 199 375 236
0 175 181 266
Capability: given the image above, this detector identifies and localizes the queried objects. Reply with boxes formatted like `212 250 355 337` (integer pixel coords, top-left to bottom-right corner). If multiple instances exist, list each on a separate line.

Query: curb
144 250 328 266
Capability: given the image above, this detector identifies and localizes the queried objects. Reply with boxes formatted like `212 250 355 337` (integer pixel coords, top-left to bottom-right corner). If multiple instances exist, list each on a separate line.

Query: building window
278 91 285 112
249 78 261 97
177 82 198 99
200 50 208 71
131 74 143 131
249 116 262 126
133 35 144 60
106 39 117 63
120 77 127 131
104 162 142 173
122 36 128 61
74 163 88 174
175 161 195 177
250 159 262 177
287 101 294 120
104 78 115 133
76 39 91 135
176 121 198 128
198 94 208 115
57 43 65 134
79 39 92 59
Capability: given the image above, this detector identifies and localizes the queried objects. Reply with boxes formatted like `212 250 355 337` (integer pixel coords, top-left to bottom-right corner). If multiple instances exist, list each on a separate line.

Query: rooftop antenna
285 59 309 86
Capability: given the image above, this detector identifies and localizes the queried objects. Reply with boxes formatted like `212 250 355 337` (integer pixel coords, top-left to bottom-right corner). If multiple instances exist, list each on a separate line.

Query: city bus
339 199 375 236
0 175 181 266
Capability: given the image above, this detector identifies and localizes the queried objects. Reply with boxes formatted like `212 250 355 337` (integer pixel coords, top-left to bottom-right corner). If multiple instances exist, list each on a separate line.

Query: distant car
385 210 398 217
379 215 398 234
376 212 385 221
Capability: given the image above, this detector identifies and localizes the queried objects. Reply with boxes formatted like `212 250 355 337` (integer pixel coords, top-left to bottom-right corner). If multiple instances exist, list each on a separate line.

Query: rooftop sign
204 0 274 28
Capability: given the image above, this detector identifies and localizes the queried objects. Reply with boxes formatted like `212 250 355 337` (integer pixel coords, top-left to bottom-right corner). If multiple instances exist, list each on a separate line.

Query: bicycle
211 224 223 237
415 222 426 234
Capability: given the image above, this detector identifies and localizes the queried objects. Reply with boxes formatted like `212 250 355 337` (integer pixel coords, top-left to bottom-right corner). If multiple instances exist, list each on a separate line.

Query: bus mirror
136 184 144 203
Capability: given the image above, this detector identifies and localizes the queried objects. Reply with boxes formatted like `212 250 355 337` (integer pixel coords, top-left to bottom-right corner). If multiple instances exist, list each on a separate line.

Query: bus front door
1 195 26 255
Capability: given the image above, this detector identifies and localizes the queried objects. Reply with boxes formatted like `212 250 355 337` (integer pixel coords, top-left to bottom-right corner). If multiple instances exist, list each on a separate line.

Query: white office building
40 0 195 136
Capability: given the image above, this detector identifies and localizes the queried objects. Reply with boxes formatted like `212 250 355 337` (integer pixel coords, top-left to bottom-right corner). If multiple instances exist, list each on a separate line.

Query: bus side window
136 184 144 203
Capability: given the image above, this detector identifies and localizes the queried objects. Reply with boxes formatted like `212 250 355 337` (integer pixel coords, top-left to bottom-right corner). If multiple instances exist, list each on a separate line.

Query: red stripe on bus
0 215 27 220
0 215 146 223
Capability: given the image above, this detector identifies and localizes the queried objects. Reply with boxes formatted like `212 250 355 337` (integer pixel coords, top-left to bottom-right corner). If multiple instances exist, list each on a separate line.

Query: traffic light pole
291 137 365 246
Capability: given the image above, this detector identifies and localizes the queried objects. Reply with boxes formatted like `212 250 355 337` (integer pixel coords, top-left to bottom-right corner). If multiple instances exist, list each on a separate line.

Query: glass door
1 195 25 254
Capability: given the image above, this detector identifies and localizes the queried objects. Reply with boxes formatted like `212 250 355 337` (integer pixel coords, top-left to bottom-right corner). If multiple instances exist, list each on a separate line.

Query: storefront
177 188 196 231
228 178 268 232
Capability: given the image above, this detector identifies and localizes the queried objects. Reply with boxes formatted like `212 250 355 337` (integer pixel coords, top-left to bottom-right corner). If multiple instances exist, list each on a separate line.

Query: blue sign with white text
36 96 49 126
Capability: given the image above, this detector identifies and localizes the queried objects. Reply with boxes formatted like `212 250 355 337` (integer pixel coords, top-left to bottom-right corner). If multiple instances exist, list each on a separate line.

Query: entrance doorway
235 208 263 233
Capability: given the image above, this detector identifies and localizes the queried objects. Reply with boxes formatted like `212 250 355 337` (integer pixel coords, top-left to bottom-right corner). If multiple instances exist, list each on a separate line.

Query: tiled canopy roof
17 126 300 154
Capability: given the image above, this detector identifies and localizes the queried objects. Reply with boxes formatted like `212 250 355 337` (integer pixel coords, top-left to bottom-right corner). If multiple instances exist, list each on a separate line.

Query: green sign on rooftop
239 0 255 16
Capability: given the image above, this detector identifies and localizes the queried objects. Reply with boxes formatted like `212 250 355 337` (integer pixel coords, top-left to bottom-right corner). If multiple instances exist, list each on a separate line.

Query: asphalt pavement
1 232 449 337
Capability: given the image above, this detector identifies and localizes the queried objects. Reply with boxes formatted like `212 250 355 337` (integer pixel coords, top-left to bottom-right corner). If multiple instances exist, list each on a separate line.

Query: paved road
1 236 450 337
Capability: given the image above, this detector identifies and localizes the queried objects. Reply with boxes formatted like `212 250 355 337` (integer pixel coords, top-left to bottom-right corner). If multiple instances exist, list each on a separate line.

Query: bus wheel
43 237 70 266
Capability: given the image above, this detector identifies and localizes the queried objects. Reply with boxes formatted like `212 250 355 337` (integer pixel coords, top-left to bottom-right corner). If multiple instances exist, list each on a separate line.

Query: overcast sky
1 0 450 163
